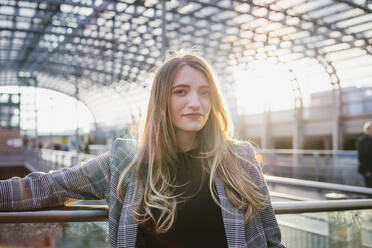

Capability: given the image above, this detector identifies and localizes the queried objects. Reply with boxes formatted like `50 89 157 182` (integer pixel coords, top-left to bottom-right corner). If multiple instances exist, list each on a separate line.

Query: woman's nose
187 92 201 108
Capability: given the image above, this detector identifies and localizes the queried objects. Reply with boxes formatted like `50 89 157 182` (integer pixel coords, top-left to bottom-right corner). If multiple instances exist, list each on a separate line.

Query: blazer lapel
117 170 141 248
215 177 246 248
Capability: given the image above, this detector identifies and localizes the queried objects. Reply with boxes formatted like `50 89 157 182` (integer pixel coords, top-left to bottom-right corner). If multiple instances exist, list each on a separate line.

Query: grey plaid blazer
0 139 285 248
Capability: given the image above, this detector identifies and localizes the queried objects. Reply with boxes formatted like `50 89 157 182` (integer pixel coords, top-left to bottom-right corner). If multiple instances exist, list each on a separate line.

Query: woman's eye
200 91 210 96
174 89 186 95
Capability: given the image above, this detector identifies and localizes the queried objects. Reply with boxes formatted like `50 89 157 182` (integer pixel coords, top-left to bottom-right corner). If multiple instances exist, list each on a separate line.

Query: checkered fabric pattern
0 139 285 248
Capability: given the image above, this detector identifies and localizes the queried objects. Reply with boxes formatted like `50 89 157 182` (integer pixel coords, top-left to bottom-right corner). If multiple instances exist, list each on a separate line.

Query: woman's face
169 65 211 134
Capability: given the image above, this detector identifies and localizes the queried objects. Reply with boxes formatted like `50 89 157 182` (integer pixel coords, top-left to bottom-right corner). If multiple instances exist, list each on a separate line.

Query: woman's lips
182 113 203 119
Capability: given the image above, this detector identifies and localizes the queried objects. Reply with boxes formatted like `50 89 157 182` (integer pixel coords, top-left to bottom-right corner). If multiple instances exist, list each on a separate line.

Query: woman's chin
176 124 205 133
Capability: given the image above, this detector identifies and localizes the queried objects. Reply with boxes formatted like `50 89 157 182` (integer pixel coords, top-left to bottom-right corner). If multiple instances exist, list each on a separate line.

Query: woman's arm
0 151 111 211
241 142 286 248
259 184 285 248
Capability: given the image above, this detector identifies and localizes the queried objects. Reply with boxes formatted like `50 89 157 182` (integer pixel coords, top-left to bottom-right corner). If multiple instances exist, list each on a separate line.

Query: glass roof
0 0 371 127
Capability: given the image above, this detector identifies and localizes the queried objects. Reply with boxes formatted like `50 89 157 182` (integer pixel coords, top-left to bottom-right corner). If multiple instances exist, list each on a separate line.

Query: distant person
0 53 285 247
53 143 61 150
356 121 372 187
22 135 29 148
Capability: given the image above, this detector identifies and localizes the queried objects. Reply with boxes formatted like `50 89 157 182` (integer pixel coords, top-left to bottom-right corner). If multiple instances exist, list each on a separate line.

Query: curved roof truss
0 0 371 127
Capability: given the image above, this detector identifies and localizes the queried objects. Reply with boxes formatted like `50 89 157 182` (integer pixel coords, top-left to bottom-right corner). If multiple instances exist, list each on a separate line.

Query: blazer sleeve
241 142 286 248
0 149 112 211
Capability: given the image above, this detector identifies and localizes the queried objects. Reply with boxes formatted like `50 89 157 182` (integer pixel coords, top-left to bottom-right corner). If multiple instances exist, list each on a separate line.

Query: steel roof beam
334 0 372 13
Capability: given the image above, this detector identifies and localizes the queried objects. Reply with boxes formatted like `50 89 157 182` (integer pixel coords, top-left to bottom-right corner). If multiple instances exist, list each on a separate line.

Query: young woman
0 53 285 248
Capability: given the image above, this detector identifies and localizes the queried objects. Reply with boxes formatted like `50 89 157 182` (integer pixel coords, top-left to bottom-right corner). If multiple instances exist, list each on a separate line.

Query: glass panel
0 94 9 103
11 94 20 104
0 222 109 247
0 120 7 127
10 116 19 127
1 210 371 247
277 209 372 248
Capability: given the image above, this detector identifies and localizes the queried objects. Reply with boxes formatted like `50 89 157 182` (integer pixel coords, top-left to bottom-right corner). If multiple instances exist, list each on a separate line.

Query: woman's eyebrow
171 84 190 89
171 84 210 89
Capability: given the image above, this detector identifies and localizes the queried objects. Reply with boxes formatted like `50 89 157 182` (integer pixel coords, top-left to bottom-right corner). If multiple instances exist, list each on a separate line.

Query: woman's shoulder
109 138 138 164
229 139 262 172
229 139 265 187
111 138 138 149
229 139 258 158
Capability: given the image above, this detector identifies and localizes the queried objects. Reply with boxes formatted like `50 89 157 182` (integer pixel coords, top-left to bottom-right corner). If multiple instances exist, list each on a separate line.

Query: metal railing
39 149 97 168
265 175 372 196
260 149 357 156
1 150 371 224
257 148 362 186
1 199 372 223
21 149 97 172
273 199 372 214
1 175 371 223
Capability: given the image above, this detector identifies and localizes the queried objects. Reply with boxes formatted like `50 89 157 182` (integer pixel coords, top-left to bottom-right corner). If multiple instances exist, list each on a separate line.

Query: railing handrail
265 175 372 195
270 192 316 201
1 199 371 223
273 199 372 214
0 209 108 223
28 147 359 157
259 149 356 155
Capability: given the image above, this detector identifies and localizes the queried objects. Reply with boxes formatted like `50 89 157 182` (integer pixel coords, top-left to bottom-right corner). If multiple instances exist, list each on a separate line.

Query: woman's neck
175 130 198 152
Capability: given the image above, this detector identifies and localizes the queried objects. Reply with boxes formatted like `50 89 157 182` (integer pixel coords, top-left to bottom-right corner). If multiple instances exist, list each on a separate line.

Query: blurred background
0 0 372 247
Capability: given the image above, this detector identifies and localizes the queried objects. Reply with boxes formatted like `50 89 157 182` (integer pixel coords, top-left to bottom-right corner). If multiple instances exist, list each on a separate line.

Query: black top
136 149 228 248
356 135 372 174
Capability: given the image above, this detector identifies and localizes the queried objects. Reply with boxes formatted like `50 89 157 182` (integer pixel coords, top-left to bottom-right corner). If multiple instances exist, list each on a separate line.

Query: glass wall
0 222 109 247
0 93 20 129
278 209 372 248
0 209 371 247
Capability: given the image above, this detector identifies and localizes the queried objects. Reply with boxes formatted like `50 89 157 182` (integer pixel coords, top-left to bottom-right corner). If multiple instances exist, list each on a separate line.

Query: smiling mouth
182 113 203 118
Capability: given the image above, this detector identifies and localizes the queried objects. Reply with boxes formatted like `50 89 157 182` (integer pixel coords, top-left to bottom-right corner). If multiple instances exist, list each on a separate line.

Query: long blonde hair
117 52 269 233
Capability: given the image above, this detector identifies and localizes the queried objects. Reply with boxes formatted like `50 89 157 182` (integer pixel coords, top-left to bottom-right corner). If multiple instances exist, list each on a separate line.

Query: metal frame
265 174 372 195
1 199 371 223
273 199 372 214
0 0 371 132
1 170 372 223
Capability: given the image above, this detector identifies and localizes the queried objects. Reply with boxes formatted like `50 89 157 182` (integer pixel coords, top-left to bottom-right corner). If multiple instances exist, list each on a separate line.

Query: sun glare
0 86 95 135
233 61 295 115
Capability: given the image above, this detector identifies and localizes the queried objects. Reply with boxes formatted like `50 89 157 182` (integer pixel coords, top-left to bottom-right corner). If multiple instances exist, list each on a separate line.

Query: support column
285 67 304 174
332 88 343 150
291 72 304 151
293 107 304 149
324 136 331 150
317 56 343 150
274 62 304 151
261 110 272 149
